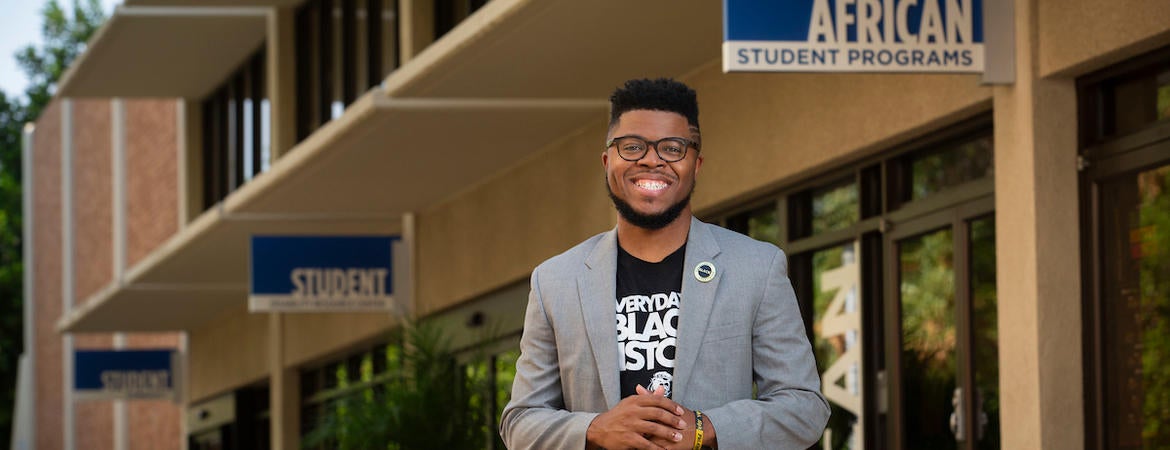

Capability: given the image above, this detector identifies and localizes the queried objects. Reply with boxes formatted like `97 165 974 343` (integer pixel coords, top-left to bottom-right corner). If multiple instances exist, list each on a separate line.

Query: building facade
14 0 1170 449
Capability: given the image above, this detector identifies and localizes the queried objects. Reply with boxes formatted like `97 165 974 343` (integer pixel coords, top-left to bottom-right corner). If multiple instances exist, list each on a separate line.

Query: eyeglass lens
613 136 689 162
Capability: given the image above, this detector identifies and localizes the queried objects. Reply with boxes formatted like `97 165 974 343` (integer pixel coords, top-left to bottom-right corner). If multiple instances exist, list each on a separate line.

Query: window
201 46 269 211
295 0 400 142
460 345 520 450
434 0 490 39
300 343 402 449
716 116 996 450
887 132 993 210
299 333 520 449
726 202 780 246
1080 48 1170 147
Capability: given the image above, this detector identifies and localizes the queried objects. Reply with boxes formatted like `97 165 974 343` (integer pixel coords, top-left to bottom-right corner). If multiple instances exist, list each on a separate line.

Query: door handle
949 387 965 441
975 387 989 441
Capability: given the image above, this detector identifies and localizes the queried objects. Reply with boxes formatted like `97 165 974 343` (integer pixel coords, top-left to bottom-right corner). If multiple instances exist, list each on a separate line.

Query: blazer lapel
673 217 722 403
579 228 621 409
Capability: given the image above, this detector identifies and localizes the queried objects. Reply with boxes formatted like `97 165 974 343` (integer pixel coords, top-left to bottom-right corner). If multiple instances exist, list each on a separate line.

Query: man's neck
616 212 692 263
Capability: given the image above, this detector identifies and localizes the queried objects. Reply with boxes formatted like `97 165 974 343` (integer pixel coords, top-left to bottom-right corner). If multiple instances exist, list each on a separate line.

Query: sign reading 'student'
75 350 178 401
249 235 404 312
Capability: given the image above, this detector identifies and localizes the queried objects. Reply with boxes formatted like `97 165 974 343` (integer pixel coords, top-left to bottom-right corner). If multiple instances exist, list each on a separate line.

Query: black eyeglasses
605 135 699 163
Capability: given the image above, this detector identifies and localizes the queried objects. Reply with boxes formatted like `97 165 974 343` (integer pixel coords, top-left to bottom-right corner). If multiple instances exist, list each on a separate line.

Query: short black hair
608 78 700 131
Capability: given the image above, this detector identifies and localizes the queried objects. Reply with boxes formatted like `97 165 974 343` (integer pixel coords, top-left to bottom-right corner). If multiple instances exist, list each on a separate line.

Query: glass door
1078 46 1170 450
1091 162 1170 448
884 198 999 450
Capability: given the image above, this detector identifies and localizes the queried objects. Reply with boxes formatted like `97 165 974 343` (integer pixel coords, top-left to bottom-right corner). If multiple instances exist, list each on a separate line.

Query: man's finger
628 434 670 450
634 395 684 416
633 419 686 441
638 405 687 429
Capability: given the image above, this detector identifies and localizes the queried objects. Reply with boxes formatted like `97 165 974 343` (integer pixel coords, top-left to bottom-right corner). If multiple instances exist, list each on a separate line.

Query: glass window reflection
899 228 957 450
910 135 993 201
812 179 860 234
812 242 863 449
1102 164 1170 449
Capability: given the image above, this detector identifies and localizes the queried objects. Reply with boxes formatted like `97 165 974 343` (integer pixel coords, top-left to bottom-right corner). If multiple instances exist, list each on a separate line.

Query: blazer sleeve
499 268 599 450
703 249 831 449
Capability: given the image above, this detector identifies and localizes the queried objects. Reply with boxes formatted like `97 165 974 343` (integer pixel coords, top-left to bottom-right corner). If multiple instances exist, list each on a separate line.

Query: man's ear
602 151 609 169
694 154 703 174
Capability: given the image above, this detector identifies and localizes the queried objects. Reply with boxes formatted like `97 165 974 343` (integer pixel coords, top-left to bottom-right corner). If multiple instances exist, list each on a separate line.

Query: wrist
584 414 603 450
700 413 716 449
692 410 704 450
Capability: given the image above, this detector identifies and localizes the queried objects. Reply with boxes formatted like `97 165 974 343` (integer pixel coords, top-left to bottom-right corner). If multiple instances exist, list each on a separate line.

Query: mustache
625 169 678 181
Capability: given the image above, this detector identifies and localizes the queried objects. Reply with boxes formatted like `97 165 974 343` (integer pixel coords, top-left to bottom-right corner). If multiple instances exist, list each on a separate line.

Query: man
500 78 829 450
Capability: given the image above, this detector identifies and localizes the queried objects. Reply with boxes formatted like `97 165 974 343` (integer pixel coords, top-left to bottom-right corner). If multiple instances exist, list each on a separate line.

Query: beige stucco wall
415 64 992 314
187 304 270 402
416 121 616 315
686 67 991 210
1039 0 1170 76
282 313 398 368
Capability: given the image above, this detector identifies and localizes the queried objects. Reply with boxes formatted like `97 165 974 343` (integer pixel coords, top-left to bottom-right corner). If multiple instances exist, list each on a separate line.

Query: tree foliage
0 0 107 445
15 0 107 122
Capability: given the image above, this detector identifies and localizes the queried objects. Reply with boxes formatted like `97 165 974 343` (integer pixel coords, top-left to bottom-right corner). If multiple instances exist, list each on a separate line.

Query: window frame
1077 46 1170 450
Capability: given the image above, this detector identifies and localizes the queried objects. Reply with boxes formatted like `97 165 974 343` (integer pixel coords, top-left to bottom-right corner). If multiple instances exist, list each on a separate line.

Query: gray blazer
500 217 830 449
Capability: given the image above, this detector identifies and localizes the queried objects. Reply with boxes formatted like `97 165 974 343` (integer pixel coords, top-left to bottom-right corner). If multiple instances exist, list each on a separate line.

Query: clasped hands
585 385 700 450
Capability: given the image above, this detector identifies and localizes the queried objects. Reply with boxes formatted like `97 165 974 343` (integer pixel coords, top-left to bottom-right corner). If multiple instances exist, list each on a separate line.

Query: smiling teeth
636 180 668 190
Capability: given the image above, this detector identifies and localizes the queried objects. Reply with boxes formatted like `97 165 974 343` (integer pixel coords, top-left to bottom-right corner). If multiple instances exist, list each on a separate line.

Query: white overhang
56 6 268 98
59 0 722 333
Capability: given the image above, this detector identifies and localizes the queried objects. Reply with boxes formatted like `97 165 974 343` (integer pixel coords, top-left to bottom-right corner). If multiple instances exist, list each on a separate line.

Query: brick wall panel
70 98 116 450
71 99 112 303
126 332 182 449
128 400 182 450
33 100 63 450
124 99 179 267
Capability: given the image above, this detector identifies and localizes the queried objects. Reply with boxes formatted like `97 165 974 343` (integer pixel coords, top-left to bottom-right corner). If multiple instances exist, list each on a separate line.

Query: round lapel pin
694 261 716 283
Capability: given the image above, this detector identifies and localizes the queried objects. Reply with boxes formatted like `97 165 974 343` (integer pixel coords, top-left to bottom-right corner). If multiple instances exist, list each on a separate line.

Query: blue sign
75 350 177 401
250 235 402 312
723 0 984 73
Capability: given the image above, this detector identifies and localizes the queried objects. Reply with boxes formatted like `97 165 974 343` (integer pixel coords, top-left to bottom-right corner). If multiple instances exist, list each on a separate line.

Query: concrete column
992 0 1084 448
399 0 434 64
19 122 36 450
61 99 76 450
178 99 203 226
269 313 299 450
268 7 297 159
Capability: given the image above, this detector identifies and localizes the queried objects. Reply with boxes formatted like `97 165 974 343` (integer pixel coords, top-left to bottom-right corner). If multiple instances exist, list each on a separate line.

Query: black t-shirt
616 243 684 398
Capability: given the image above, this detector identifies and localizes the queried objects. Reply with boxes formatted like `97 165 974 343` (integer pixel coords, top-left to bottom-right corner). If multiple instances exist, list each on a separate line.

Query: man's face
603 109 703 230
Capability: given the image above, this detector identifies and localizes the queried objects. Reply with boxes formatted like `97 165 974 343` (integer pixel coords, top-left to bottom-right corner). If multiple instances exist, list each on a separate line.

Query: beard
606 180 693 230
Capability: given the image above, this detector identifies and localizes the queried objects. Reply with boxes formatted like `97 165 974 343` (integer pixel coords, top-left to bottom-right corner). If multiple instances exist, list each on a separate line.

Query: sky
0 0 121 97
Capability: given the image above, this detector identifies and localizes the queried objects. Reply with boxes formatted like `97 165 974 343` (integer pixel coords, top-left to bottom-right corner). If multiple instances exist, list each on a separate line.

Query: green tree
15 0 107 122
0 90 29 450
0 0 107 445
